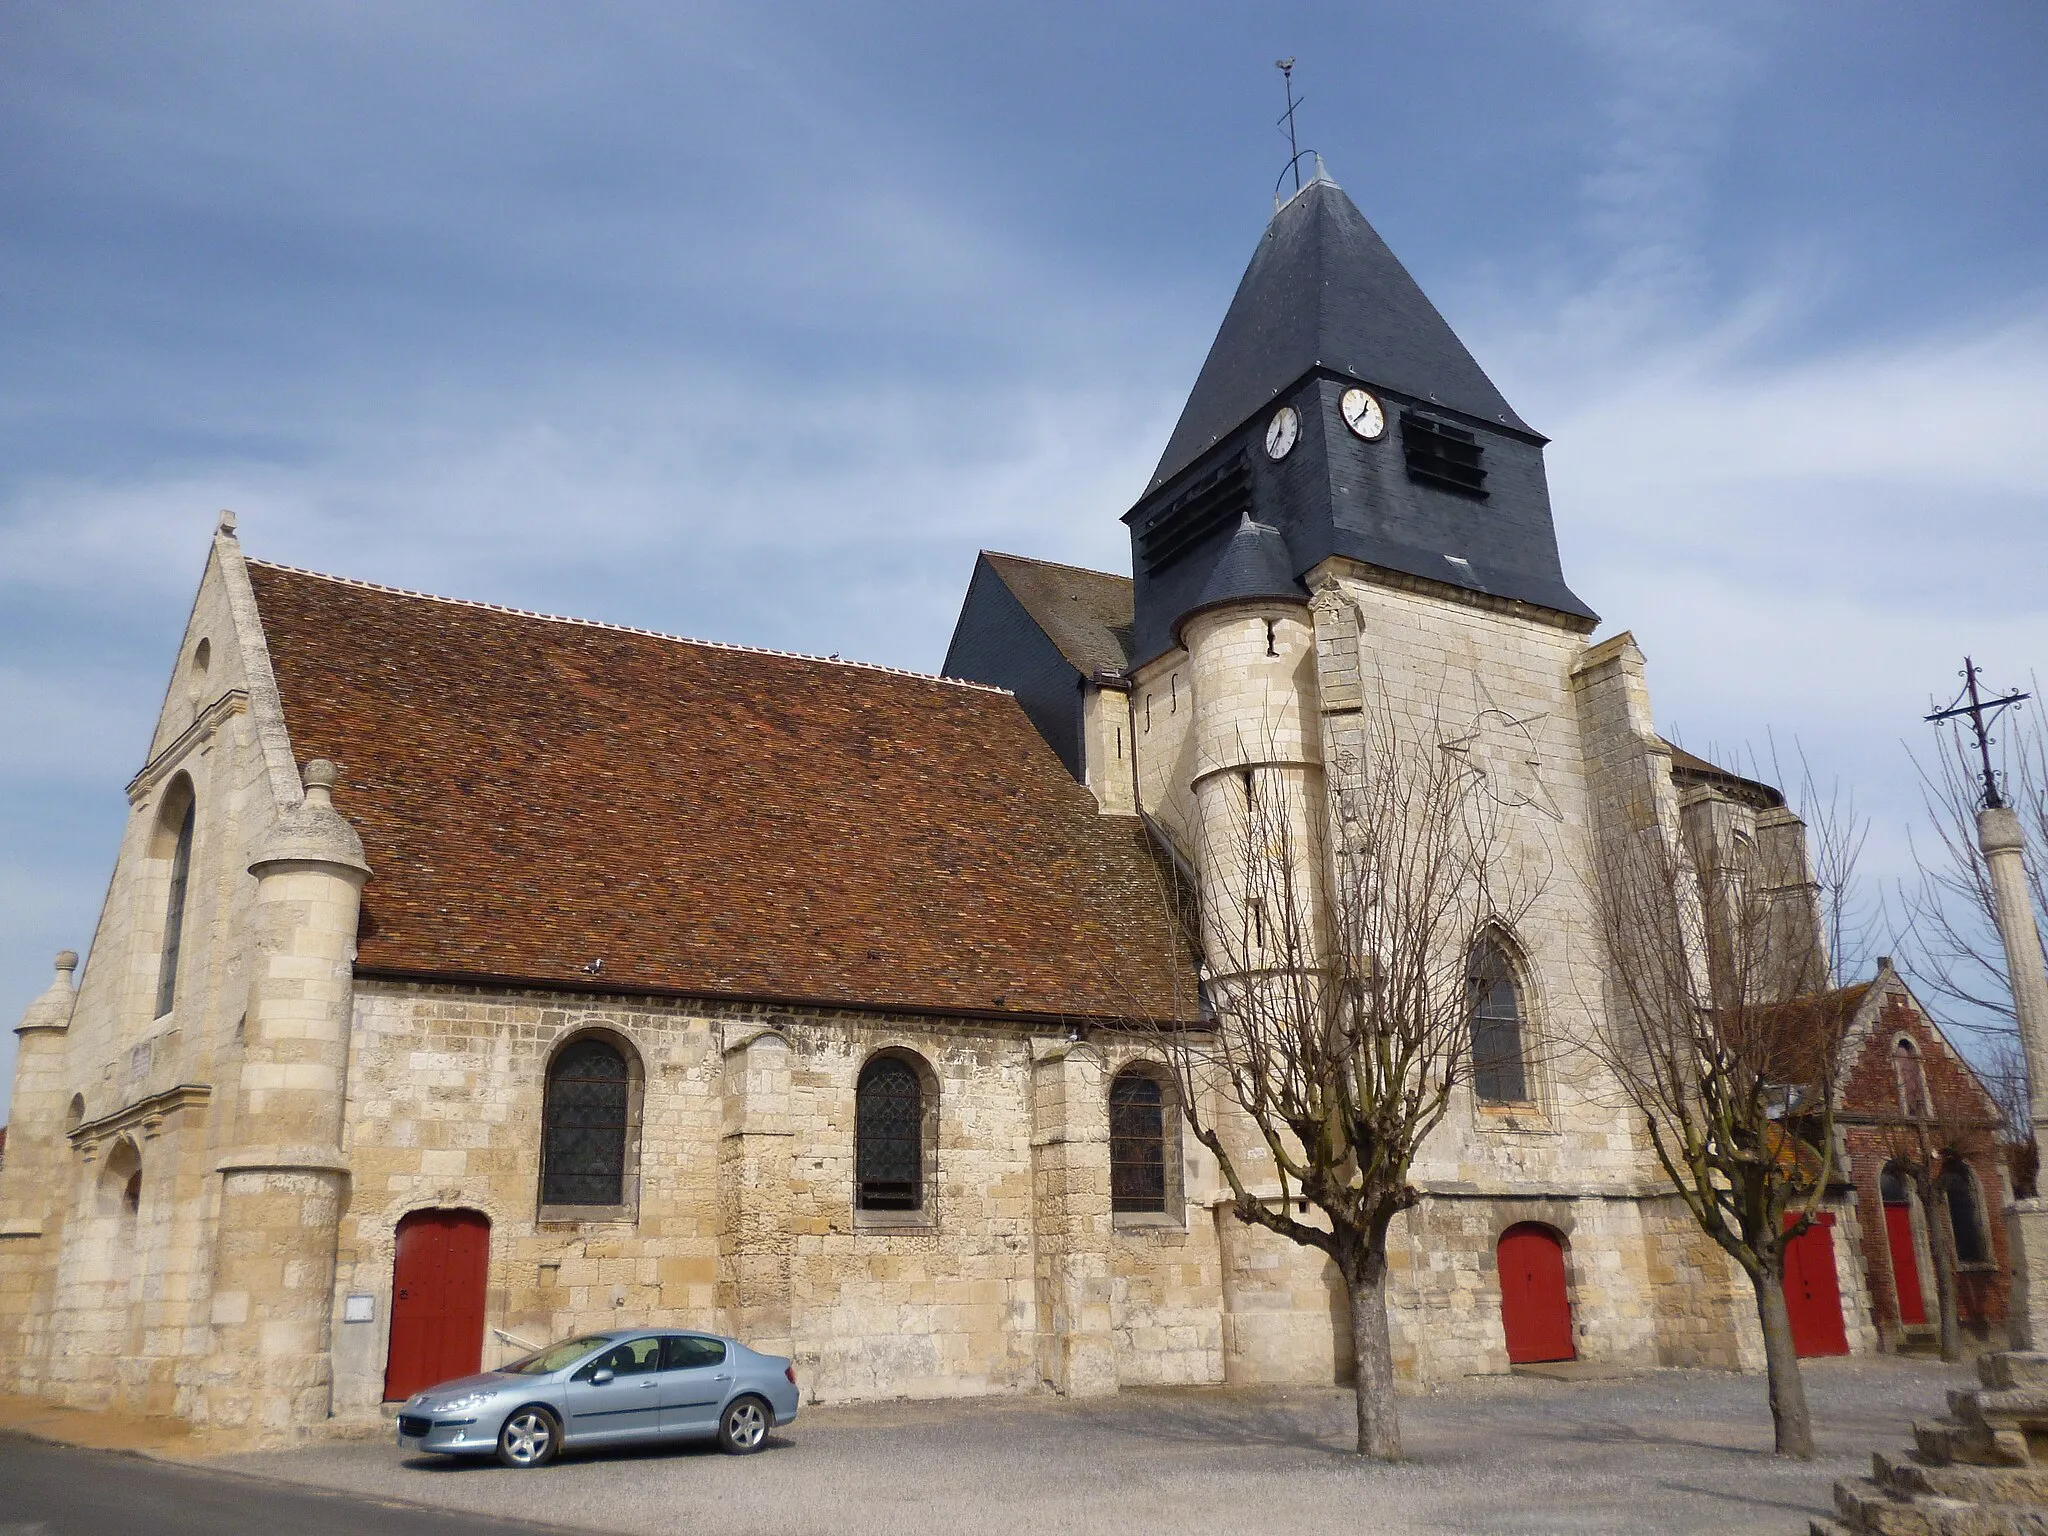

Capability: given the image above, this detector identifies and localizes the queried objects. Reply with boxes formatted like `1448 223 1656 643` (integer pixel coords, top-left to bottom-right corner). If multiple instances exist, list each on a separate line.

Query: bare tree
1586 764 1864 1459
1871 1062 2001 1363
1138 685 1545 1460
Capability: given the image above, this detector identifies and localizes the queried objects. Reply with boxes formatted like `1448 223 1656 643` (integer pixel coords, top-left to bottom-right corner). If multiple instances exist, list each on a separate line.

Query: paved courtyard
213 1355 1974 1536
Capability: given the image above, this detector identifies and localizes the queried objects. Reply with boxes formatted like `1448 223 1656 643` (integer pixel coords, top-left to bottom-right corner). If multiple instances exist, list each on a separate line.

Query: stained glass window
541 1037 630 1207
856 1056 923 1211
1110 1071 1168 1214
1468 940 1528 1105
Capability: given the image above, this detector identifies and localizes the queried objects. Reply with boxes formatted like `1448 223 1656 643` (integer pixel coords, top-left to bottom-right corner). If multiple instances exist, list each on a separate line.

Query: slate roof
1174 516 1304 642
245 561 1197 1026
979 552 1133 678
1664 743 1786 810
1148 172 1533 496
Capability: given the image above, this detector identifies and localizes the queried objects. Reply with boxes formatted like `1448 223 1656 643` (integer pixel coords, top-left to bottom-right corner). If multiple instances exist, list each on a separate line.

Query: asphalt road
0 1435 575 1536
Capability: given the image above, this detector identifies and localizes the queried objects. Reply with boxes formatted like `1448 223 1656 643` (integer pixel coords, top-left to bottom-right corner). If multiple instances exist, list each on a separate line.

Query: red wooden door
1782 1213 1850 1358
1884 1202 1927 1326
1497 1224 1576 1365
383 1209 490 1402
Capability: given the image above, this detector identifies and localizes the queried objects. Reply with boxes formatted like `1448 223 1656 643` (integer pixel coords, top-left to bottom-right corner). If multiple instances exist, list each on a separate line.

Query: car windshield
505 1334 614 1375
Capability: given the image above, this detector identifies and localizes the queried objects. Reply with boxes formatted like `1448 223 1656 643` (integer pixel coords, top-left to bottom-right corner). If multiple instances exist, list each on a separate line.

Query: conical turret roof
1174 514 1302 641
1148 171 1531 495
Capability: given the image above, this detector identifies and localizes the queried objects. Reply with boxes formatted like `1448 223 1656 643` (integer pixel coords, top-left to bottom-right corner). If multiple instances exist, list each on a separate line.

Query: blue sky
4 2 2046 1115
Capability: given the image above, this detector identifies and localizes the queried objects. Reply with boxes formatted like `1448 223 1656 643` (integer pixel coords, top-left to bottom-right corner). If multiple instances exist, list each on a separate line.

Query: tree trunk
1346 1253 1401 1460
1751 1265 1816 1459
1921 1170 1965 1363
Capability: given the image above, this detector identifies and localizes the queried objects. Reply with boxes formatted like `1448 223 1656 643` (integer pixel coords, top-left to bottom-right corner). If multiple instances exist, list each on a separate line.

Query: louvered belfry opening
540 1036 630 1206
1136 451 1252 575
856 1055 924 1210
1401 411 1488 500
1109 1070 1169 1213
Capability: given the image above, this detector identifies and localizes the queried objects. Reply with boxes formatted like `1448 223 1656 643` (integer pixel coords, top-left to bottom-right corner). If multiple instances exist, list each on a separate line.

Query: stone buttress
0 953 81 1393
201 759 368 1439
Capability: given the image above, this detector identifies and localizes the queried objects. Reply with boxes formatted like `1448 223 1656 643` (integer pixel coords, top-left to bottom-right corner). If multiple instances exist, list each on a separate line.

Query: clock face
1340 387 1386 441
1264 405 1300 461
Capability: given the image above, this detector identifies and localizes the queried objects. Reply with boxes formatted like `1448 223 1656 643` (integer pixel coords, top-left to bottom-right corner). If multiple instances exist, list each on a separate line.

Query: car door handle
640 1380 658 1389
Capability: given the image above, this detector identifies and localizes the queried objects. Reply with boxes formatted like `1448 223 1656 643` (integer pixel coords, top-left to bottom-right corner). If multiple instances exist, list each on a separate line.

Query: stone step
1917 1418 2033 1468
1878 1451 2048 1506
1834 1478 2048 1535
1814 1521 1852 1536
1957 1388 2048 1429
1984 1356 2048 1393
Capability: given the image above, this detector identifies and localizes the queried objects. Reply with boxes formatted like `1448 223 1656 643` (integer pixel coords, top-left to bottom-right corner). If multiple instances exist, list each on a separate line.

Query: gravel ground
216 1355 1971 1536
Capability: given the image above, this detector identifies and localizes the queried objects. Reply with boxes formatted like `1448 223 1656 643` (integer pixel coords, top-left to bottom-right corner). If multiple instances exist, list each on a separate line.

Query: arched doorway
1497 1223 1575 1365
383 1209 490 1402
1880 1165 1927 1328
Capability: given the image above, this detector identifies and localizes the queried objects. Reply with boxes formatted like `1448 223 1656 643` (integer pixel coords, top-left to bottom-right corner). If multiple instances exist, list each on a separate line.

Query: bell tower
1123 164 1594 670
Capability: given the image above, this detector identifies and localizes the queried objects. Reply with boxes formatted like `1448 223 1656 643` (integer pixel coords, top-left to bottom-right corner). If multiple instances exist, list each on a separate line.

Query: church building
0 166 1884 1444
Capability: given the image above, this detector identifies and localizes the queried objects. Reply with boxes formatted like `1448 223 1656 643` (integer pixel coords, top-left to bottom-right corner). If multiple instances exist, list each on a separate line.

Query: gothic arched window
1942 1159 1992 1266
1467 938 1529 1105
540 1035 633 1209
1110 1068 1170 1214
1894 1038 1931 1119
154 781 196 1018
856 1054 926 1211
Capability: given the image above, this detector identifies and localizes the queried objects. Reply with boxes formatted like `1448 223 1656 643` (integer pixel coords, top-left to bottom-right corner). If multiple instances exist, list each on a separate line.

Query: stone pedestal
1029 1041 1116 1397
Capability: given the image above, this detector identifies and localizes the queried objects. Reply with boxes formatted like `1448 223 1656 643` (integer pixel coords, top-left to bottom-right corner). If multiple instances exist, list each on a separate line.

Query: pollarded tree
1140 686 1545 1460
1587 764 1864 1458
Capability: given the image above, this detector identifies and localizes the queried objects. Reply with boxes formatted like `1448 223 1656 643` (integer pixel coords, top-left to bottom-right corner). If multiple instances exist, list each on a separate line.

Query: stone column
1980 806 2048 1348
718 1029 794 1356
0 952 80 1392
203 760 369 1441
1029 1039 1116 1397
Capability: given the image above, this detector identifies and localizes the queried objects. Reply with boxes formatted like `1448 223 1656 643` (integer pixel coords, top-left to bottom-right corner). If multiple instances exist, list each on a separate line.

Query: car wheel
496 1406 560 1469
717 1395 770 1455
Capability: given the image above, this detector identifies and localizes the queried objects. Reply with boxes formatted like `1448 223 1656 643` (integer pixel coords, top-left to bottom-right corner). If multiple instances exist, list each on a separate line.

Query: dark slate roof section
941 554 1100 781
1173 516 1304 641
1664 742 1787 810
1148 172 1533 496
978 552 1133 678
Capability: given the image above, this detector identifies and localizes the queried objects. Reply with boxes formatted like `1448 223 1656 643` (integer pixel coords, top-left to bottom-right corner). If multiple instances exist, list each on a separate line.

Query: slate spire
1122 165 1594 668
1149 172 1529 496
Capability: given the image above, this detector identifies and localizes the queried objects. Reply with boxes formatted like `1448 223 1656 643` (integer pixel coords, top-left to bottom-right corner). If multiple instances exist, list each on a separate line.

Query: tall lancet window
155 788 196 1018
1467 938 1529 1105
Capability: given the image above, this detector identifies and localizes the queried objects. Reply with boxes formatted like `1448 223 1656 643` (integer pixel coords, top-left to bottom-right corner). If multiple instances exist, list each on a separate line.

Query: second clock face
1265 405 1301 461
1341 387 1386 441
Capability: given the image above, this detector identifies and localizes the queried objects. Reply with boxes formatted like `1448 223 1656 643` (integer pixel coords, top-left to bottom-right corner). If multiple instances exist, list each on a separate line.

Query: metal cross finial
1277 59 1304 193
1926 657 2031 809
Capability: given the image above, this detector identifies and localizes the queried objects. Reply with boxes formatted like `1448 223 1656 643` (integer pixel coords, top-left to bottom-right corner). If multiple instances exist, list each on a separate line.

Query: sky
3 1 2045 1118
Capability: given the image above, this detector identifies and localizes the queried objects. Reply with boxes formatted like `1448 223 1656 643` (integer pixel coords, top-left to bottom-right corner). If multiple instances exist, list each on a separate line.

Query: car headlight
430 1391 495 1415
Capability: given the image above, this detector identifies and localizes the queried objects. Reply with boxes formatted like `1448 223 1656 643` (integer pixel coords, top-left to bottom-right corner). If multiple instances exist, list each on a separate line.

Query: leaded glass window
541 1037 630 1207
1110 1071 1168 1214
856 1056 923 1211
1468 940 1528 1105
155 797 195 1018
1943 1161 1991 1266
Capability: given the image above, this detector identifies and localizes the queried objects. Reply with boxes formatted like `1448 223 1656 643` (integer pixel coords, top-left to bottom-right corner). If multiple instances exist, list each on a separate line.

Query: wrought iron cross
1277 58 1304 192
1925 657 2030 809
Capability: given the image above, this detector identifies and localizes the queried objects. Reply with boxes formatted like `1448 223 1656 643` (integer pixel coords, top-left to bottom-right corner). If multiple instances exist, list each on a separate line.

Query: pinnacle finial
217 509 238 537
54 950 78 978
302 759 339 809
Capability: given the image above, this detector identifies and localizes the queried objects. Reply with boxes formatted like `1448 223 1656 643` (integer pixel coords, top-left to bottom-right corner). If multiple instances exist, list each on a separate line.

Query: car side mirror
590 1367 615 1385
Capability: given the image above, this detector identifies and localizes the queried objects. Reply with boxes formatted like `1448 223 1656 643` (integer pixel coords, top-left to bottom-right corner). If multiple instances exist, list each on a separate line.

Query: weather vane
1926 657 2031 809
1274 59 1318 204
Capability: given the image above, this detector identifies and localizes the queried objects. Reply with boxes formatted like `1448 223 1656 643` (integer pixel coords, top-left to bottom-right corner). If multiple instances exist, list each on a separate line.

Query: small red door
1782 1212 1850 1358
384 1208 490 1402
1498 1223 1576 1365
1884 1202 1928 1326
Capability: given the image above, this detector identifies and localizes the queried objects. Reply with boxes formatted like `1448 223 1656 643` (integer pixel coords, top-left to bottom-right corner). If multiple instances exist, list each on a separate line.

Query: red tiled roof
247 563 1197 1025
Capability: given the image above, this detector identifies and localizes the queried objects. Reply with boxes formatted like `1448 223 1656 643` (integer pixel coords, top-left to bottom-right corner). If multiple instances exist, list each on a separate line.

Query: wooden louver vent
1401 412 1488 500
1137 451 1251 574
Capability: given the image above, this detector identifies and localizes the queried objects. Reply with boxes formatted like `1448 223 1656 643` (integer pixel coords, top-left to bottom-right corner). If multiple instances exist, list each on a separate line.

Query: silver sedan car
396 1329 799 1467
